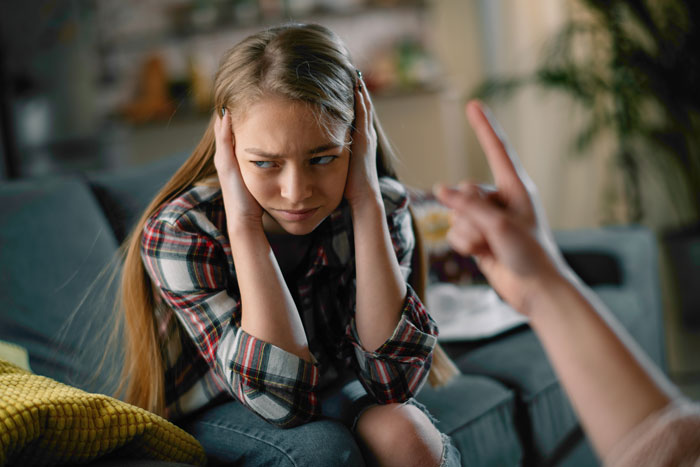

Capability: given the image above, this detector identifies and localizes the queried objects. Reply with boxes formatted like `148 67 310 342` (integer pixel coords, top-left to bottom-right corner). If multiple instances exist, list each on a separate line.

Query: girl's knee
356 403 444 467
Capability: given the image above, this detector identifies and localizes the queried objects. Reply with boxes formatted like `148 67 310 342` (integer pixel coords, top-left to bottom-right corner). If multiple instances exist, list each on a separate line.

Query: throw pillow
0 359 206 466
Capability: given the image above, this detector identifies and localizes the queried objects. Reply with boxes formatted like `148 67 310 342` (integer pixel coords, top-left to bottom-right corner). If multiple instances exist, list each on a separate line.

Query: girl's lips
275 207 319 221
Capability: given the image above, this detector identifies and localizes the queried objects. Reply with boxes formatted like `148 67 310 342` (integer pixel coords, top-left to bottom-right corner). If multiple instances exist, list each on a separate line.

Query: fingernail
355 69 363 92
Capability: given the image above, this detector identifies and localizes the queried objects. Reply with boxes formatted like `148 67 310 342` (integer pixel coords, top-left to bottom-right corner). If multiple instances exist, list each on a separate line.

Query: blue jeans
179 378 460 466
179 399 364 466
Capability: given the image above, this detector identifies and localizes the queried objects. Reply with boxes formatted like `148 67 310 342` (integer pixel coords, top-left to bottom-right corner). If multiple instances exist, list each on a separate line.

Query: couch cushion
595 286 655 362
0 177 121 394
555 227 665 368
444 329 584 464
87 153 188 243
417 373 522 466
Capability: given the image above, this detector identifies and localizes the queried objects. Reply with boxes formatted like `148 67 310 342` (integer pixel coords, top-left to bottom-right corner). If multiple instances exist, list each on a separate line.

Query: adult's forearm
229 225 312 362
527 275 672 458
351 197 407 351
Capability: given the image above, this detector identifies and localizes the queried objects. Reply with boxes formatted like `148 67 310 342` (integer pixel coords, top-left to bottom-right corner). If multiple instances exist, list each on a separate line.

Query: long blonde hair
117 23 456 416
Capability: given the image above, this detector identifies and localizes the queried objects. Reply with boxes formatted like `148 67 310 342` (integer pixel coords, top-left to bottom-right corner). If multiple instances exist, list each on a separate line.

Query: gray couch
0 153 666 466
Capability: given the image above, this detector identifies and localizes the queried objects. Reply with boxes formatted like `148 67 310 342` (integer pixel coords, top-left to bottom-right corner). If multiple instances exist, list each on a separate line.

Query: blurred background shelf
1 0 446 179
97 2 430 52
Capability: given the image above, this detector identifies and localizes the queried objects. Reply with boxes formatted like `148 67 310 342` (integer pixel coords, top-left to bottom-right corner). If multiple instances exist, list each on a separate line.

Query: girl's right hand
214 109 264 232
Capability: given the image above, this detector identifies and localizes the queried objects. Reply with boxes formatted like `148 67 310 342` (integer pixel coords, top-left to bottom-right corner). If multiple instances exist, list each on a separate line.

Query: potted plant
473 0 700 327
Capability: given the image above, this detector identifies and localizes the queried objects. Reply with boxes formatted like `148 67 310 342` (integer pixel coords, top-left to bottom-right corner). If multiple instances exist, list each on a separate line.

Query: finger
482 187 508 209
214 111 221 138
220 109 233 147
359 75 374 118
446 220 491 258
449 214 486 250
214 109 240 178
226 110 236 148
361 80 380 143
465 100 530 197
435 184 506 245
433 183 480 212
354 80 369 138
214 110 225 147
446 228 479 257
351 91 374 165
452 191 525 258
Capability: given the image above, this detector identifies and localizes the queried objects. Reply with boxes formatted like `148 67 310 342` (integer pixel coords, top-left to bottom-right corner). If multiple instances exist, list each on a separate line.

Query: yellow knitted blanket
0 359 206 466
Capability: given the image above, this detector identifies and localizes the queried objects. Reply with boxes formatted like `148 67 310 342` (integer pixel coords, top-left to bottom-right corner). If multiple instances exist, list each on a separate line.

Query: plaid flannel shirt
141 177 438 427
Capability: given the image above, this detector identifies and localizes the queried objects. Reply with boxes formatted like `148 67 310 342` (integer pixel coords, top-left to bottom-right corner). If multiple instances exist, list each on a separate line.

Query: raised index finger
466 100 530 197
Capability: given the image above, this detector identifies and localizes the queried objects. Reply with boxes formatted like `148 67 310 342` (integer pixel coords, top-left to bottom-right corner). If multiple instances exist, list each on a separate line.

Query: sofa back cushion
555 227 666 368
0 177 121 394
88 152 188 243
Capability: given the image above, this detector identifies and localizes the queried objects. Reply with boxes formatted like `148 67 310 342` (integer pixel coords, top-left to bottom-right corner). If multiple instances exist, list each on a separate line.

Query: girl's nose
280 166 312 204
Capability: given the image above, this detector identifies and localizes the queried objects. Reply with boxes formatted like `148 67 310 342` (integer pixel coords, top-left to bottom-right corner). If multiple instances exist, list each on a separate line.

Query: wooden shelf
98 3 428 53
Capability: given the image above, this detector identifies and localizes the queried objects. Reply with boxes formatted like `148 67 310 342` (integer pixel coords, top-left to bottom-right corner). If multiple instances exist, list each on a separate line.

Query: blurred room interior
0 0 697 399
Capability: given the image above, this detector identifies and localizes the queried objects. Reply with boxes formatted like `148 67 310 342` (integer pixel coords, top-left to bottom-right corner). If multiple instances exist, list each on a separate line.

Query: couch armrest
554 226 666 370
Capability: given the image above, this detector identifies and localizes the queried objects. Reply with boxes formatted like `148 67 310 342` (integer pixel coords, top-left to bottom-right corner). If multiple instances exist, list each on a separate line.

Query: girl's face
233 96 351 236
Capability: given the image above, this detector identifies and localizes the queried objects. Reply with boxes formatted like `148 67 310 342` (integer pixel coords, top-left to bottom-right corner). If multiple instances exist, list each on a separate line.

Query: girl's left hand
345 74 381 207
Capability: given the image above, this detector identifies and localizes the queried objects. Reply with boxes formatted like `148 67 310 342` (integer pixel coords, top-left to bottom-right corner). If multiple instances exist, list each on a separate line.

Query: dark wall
0 1 100 178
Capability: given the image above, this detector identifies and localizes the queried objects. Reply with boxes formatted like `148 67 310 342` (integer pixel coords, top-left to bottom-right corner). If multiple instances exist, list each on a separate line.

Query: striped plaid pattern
141 177 438 427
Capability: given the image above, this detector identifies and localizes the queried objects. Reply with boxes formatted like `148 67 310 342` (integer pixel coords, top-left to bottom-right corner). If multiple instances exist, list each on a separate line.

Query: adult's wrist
525 274 582 326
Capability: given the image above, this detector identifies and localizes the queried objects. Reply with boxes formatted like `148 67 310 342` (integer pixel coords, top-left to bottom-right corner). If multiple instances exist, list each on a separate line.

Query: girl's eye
310 155 337 166
252 161 276 168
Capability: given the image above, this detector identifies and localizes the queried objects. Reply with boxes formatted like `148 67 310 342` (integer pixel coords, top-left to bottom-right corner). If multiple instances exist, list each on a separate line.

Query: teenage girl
117 23 459 466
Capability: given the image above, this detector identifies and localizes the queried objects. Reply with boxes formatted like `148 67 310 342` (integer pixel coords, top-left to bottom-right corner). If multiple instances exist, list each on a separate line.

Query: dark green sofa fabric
555 228 665 369
417 374 522 465
0 178 121 394
88 152 188 243
446 330 580 463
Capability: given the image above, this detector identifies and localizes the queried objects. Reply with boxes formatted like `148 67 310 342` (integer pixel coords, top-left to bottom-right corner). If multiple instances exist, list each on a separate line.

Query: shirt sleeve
347 178 439 403
141 213 320 428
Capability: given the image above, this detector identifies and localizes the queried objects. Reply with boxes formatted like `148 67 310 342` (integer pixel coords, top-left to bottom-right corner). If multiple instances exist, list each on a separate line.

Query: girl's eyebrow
244 148 282 158
308 142 344 154
245 143 344 158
